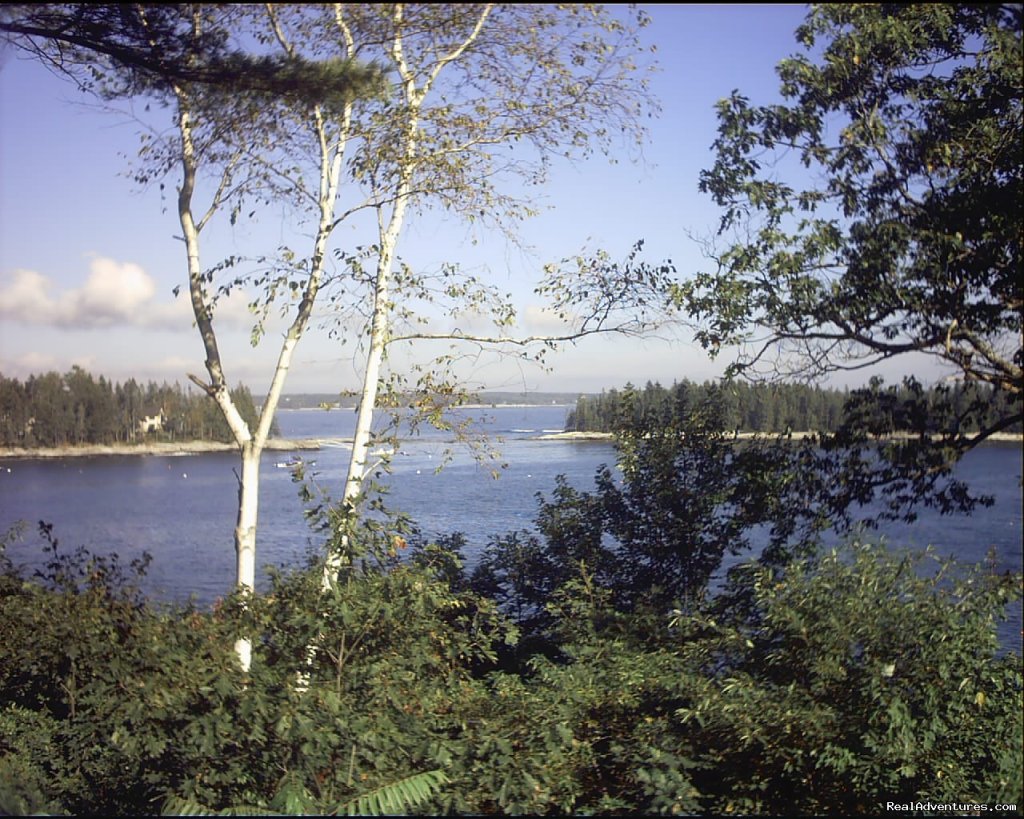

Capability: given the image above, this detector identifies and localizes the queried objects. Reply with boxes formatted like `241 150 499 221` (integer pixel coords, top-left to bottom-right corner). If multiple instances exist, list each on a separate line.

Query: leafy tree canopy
678 4 1021 438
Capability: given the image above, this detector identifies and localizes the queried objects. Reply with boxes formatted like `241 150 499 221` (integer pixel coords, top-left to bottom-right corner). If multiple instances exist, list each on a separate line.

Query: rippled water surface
2 406 1020 647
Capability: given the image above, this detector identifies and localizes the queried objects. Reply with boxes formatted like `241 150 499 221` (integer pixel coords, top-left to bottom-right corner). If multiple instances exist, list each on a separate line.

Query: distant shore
0 438 323 460
279 403 574 411
2 430 1018 459
536 431 615 441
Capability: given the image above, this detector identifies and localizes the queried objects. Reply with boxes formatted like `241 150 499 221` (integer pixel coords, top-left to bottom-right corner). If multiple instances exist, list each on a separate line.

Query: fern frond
161 795 281 816
338 769 449 816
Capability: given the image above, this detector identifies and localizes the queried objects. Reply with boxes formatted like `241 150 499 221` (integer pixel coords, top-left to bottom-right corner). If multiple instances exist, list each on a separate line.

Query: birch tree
248 4 661 585
2 3 383 669
138 6 386 670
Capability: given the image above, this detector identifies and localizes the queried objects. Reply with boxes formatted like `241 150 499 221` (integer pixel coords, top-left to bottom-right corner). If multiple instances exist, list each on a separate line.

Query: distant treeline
565 379 1022 435
0 367 271 448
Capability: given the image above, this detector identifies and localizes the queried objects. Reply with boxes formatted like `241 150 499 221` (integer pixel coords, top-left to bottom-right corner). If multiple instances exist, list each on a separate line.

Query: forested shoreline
566 379 1023 436
5 368 1020 451
0 368 272 448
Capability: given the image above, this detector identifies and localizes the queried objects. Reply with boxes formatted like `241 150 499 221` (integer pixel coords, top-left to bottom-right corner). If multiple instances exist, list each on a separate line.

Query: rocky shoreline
536 431 615 441
0 438 323 459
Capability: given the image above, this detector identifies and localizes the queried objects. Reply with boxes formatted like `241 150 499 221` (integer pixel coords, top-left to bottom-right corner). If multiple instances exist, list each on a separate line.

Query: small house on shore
139 413 165 434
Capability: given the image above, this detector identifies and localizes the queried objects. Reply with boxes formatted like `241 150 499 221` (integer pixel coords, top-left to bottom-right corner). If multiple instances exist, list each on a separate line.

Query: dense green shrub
1 514 1018 815
2 412 1022 817
472 401 838 653
0 523 505 815
455 543 1022 815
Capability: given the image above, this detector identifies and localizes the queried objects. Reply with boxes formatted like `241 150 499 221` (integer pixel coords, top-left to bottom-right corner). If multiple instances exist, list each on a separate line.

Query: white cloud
150 355 202 377
0 259 159 329
66 257 156 325
0 257 255 332
0 351 61 377
0 269 53 317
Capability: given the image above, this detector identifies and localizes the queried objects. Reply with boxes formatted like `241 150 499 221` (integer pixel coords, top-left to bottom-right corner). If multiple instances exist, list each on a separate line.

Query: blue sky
0 5 935 395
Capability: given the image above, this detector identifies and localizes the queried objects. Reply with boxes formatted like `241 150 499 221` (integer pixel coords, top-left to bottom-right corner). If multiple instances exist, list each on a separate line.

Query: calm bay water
1 406 1021 647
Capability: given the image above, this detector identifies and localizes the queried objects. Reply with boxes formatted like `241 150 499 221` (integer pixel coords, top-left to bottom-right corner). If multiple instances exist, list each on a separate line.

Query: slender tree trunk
329 10 428 585
233 443 261 670
325 115 414 587
343 232 398 507
327 175 413 589
175 93 258 670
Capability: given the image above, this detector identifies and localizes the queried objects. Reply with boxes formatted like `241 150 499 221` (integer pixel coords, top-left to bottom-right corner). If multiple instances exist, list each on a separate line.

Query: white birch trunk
233 446 260 670
325 6 492 589
176 95 260 670
343 221 401 507
328 136 415 589
323 204 405 591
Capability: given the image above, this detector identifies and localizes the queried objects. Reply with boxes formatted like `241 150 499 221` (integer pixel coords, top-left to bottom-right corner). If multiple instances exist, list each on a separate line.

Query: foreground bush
0 524 1019 815
0 525 504 815
447 542 1021 815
